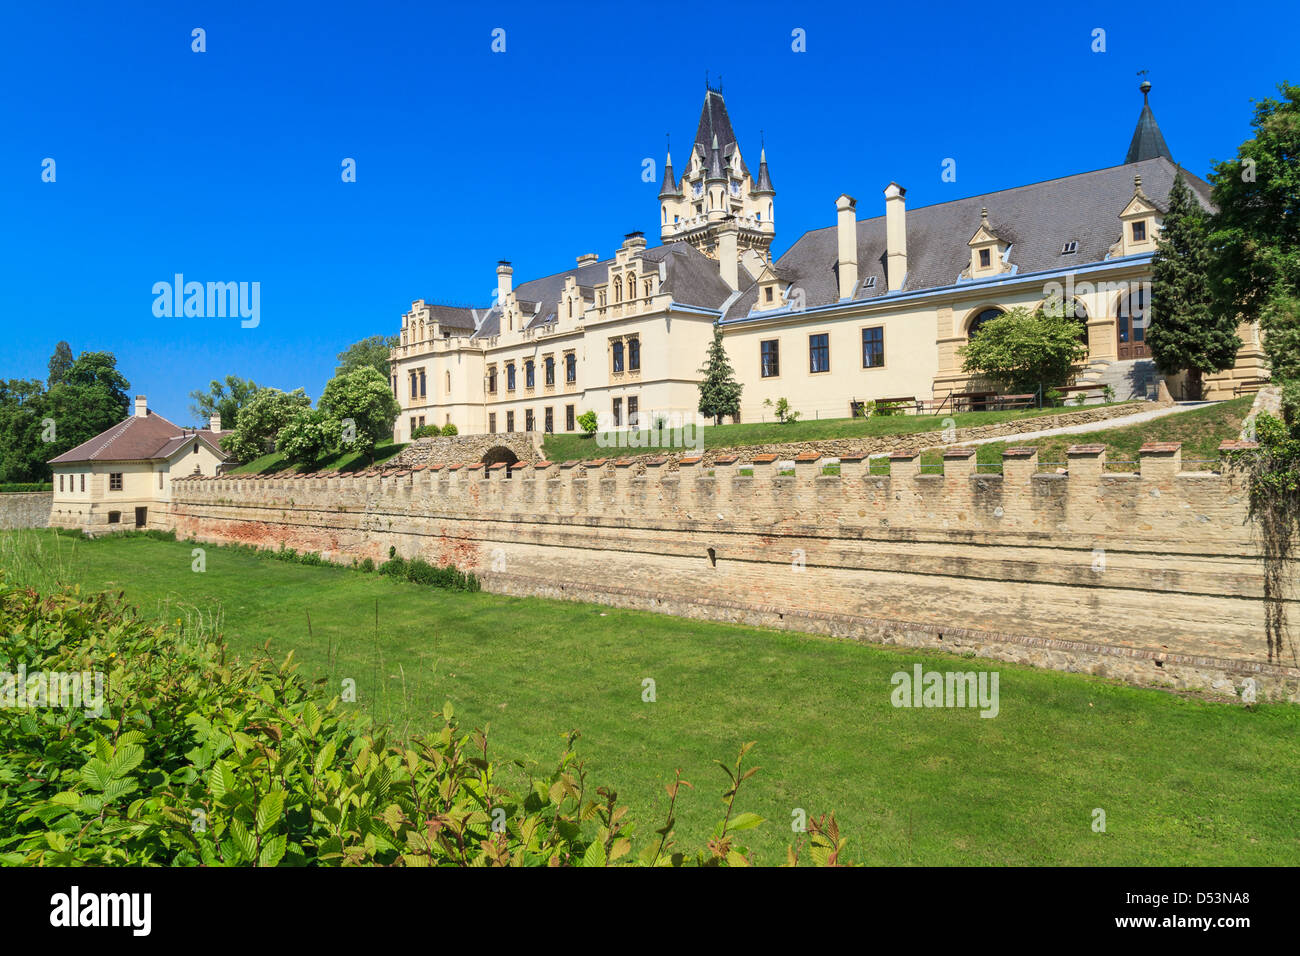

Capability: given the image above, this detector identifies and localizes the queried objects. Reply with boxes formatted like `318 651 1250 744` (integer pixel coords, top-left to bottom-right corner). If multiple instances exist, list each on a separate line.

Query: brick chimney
209 414 222 433
134 395 148 418
884 182 908 292
835 194 858 300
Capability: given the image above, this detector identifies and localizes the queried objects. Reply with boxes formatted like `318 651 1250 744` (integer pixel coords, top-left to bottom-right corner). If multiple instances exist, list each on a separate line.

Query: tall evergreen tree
1148 174 1240 399
697 325 743 426
47 341 74 387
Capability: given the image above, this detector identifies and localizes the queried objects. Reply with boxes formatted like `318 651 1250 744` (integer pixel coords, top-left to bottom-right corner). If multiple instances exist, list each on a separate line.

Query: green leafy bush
577 411 598 435
440 423 459 437
0 483 53 494
0 580 847 866
411 424 441 439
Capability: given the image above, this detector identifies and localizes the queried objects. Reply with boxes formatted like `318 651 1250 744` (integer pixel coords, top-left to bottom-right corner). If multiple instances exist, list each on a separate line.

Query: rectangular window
565 352 576 384
544 407 554 433
158 471 163 489
861 327 885 368
612 341 624 373
506 411 515 432
612 398 622 427
488 413 496 434
809 333 829 374
1132 221 1146 241
978 248 991 268
409 372 417 398
59 474 64 492
80 474 84 492
410 416 418 435
628 337 640 371
525 409 535 432
545 356 555 386
488 367 498 394
761 339 780 377
507 364 516 391
765 286 774 302
418 416 425 427
627 397 638 428
419 369 427 398
565 404 575 432
109 472 123 491
525 361 535 388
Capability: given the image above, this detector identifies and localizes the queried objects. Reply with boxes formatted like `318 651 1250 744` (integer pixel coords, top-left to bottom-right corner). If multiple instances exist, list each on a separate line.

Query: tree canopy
336 335 399 379
959 304 1089 396
188 375 260 430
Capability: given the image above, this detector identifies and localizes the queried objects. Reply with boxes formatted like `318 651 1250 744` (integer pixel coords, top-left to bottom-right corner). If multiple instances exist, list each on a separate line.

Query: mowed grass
231 439 407 475
3 529 1297 865
542 403 1140 462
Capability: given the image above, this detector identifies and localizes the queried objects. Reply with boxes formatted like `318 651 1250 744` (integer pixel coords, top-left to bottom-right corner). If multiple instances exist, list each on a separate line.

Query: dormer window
979 249 991 268
1061 241 1078 255
765 286 774 303
1132 221 1146 241
863 276 877 290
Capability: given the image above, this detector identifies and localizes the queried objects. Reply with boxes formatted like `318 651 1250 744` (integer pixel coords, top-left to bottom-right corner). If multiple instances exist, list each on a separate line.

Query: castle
387 82 1267 441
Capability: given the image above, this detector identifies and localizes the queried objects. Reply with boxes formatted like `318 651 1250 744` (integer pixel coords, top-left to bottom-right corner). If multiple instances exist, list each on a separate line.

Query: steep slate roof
723 156 1213 320
49 409 231 464
1125 83 1174 164
692 89 750 180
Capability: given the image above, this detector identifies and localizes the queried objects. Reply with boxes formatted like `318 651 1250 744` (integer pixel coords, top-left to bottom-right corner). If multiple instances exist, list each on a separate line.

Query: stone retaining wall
0 492 52 530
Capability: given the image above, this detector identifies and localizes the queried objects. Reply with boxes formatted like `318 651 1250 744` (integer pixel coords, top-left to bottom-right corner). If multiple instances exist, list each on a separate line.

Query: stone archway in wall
392 430 543 469
481 446 520 474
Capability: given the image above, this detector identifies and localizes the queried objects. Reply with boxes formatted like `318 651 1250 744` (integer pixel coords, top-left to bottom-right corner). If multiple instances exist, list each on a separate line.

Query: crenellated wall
161 441 1300 701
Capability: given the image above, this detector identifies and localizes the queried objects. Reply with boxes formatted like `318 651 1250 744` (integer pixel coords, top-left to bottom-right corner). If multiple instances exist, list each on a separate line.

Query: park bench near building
990 393 1037 410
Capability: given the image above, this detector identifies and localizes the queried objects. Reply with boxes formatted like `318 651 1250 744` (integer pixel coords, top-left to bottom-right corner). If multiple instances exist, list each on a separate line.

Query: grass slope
230 439 407 475
2 529 1296 865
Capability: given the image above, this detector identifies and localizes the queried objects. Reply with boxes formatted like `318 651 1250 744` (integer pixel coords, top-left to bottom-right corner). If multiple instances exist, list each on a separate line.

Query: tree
220 387 311 462
318 366 401 460
277 409 334 466
336 335 400 379
697 325 743 426
188 375 260 429
42 351 131 464
47 342 73 387
0 379 50 483
1147 174 1240 399
959 305 1089 396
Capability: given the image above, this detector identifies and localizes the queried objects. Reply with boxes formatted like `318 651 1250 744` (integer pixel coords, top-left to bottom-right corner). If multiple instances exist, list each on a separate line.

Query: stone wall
0 492 52 530
393 431 543 468
162 442 1300 702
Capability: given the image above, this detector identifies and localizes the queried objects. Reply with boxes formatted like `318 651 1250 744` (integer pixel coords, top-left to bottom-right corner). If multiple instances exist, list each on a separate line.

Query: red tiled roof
48 410 232 465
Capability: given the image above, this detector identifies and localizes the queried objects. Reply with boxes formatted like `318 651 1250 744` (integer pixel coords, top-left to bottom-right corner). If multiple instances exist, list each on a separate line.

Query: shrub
411 424 441 439
0 482 53 493
440 423 459 437
959 305 1089 395
359 557 375 573
378 556 408 578
577 411 598 435
0 579 845 865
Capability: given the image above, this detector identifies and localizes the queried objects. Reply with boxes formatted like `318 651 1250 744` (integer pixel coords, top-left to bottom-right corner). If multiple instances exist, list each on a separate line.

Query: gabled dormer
753 262 785 312
1115 175 1161 257
966 208 1011 279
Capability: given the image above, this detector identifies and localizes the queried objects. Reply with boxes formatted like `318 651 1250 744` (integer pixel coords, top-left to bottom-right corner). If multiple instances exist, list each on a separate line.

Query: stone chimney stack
884 182 908 292
209 414 222 433
496 261 513 303
717 221 740 290
134 395 148 418
835 194 858 301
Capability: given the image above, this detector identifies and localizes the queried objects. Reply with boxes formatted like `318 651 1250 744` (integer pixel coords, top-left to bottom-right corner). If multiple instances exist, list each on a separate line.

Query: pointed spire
1125 80 1173 164
658 138 680 200
707 132 725 181
753 142 775 196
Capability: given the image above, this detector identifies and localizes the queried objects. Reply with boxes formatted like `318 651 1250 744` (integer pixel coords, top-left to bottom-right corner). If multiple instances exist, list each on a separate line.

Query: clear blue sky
2 0 1295 424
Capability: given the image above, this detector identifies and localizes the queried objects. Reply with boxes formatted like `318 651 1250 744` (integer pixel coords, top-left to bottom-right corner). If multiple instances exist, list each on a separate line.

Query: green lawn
2 528 1295 865
542 403 1139 462
230 439 407 475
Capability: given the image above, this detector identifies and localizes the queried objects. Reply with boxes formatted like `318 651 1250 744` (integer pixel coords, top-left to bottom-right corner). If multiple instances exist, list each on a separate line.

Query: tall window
1118 289 1148 344
80 474 84 492
565 352 576 383
419 369 426 398
612 398 622 427
506 411 515 432
628 337 640 371
445 371 451 391
409 372 418 398
59 474 63 492
565 404 575 431
627 397 638 428
612 341 624 373
761 339 780 377
544 356 555 386
488 413 497 434
487 367 497 394
809 333 829 374
525 360 535 388
507 364 516 391
410 416 417 435
861 327 885 368
525 409 535 432
544 407 554 433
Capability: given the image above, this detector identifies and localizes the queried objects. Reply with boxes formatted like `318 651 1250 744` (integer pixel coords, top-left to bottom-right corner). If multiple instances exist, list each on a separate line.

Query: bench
991 393 1037 410
852 397 918 417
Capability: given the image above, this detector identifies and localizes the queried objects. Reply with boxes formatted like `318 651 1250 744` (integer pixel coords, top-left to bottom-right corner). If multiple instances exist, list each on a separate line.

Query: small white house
48 395 231 531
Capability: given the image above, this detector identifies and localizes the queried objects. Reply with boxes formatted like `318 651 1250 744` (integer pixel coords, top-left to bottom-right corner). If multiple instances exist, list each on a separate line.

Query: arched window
568 299 573 319
614 277 622 303
967 307 1004 339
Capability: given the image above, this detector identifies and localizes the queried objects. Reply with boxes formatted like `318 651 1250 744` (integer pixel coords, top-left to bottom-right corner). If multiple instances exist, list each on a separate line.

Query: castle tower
658 85 775 261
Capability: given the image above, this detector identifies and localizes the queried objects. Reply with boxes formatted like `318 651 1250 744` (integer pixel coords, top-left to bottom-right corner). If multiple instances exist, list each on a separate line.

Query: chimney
209 413 222 433
496 260 513 303
717 221 739 290
622 230 647 253
134 395 148 418
835 194 858 300
884 182 908 292
576 253 599 266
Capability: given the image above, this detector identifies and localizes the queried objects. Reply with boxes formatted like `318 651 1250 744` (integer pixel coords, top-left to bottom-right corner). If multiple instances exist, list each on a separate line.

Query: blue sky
2 0 1296 424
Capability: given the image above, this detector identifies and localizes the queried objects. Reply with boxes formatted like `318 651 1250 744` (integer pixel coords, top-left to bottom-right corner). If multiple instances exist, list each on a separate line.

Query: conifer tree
1148 173 1240 400
697 325 742 426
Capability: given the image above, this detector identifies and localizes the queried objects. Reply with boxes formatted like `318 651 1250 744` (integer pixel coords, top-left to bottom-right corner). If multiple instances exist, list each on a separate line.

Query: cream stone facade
48 395 230 531
389 84 1267 439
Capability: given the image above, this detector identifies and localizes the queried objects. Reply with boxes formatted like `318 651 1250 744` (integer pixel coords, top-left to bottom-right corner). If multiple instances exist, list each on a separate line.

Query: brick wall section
393 431 543 468
0 492 52 529
162 441 1300 702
